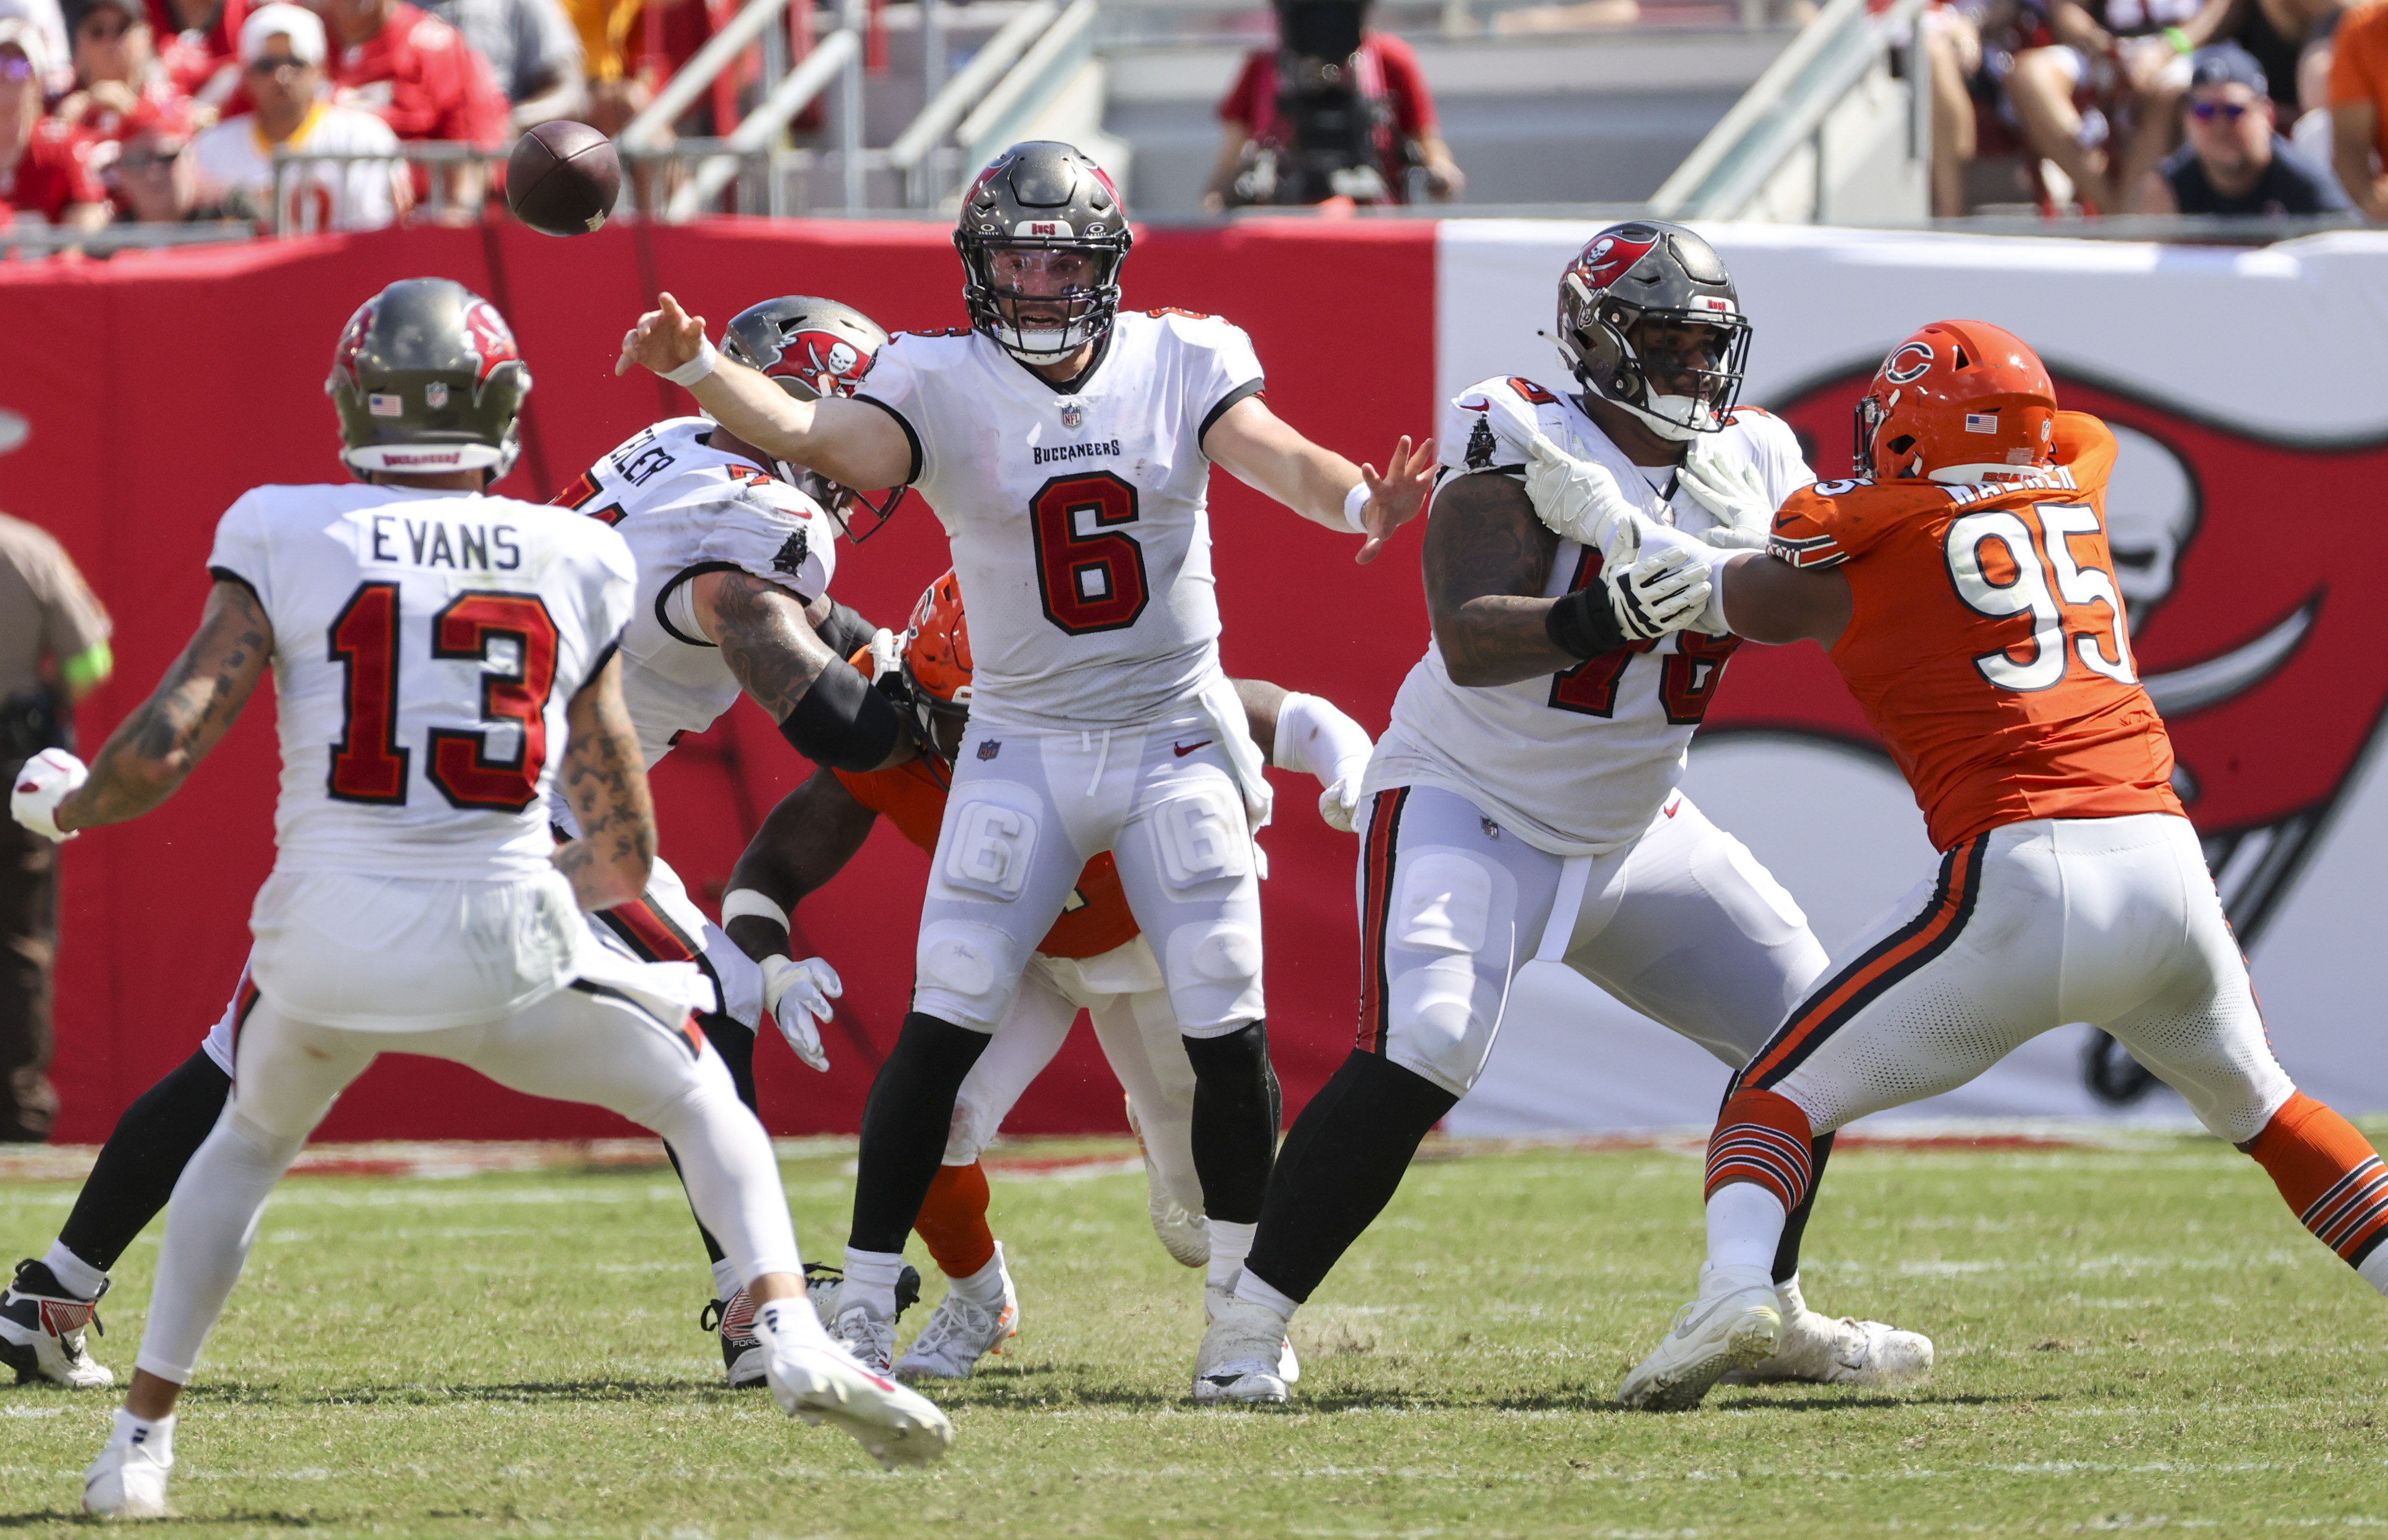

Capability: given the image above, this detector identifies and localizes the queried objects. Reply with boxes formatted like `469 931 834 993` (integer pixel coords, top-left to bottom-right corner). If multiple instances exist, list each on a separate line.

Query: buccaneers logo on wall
1710 364 2388 1100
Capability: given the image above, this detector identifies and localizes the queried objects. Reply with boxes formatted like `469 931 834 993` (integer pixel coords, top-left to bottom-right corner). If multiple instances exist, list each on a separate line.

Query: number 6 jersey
206 482 637 881
1767 411 2181 851
855 310 1265 731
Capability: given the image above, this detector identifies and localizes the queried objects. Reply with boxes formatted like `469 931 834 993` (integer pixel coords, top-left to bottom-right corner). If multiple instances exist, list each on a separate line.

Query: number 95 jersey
1769 410 2181 852
206 482 637 881
856 310 1265 731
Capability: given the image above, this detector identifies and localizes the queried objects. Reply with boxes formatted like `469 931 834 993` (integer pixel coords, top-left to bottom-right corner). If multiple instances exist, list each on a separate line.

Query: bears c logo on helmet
1882 341 1936 385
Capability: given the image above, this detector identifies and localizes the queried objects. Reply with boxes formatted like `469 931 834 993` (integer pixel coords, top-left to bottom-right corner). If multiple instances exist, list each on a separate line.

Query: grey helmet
326 278 531 481
1552 222 1751 441
954 140 1133 364
720 294 909 541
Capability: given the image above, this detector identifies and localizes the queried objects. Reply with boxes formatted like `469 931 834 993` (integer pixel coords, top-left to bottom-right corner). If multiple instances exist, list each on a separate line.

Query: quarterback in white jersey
1197 222 1930 1406
10 281 948 1516
619 140 1436 1376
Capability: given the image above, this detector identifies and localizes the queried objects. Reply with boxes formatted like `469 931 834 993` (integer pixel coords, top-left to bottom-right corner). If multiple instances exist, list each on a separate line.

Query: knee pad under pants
914 775 1084 1032
1354 787 1544 1099
1118 779 1266 1036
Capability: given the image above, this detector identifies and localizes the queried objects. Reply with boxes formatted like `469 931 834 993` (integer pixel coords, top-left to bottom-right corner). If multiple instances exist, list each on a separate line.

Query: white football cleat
1193 1296 1291 1405
827 1295 897 1378
1 1259 114 1389
84 1410 173 1517
756 1300 952 1471
1724 1274 1935 1389
1126 1097 1209 1269
1206 1282 1299 1384
1617 1264 1782 1412
894 1243 1019 1381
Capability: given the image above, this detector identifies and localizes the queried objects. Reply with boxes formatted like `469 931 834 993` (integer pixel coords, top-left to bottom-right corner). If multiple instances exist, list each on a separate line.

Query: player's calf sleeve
1770 1132 1836 1285
1242 1049 1457 1307
1181 1020 1281 1227
1706 1088 1817 1214
135 1108 303 1384
2243 1091 2388 1291
663 1004 761 1270
915 1160 997 1279
849 1013 991 1254
644 1075 803 1287
57 1049 232 1278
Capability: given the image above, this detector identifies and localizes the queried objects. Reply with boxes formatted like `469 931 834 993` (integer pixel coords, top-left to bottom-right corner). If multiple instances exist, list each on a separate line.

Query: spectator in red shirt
147 0 249 105
318 0 507 210
57 0 201 181
1205 0 1461 209
0 18 108 230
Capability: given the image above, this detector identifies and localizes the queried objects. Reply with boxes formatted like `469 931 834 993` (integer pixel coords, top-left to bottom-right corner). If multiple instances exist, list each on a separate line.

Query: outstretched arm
552 654 657 911
1715 552 1852 648
49 580 272 833
1203 394 1436 565
691 570 915 773
1422 471 1575 687
718 766 882 964
616 292 914 492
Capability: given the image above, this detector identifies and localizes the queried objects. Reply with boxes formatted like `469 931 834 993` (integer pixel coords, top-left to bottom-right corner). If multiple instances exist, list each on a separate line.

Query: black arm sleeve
778 661 904 771
811 599 879 664
1544 583 1629 661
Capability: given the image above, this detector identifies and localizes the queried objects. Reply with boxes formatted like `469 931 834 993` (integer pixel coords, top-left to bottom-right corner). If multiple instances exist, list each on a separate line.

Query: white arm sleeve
1271 691 1374 785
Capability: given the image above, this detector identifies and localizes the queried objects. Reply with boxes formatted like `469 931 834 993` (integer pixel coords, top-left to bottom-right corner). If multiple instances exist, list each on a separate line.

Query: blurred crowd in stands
4 0 2388 232
1923 0 2388 214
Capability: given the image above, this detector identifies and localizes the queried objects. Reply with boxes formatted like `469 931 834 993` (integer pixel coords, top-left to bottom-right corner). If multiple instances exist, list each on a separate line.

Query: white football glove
1318 776 1364 834
862 626 903 683
11 747 87 842
1524 431 1638 551
760 954 840 1072
1677 437 1777 551
1604 517 1712 641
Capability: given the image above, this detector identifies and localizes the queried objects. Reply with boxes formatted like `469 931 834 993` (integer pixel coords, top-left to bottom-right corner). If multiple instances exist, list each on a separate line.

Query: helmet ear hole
1887 434 1916 456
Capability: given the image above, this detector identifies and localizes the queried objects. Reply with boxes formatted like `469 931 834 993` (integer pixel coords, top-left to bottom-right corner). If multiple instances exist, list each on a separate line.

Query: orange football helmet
1854 320 2058 484
902 570 973 761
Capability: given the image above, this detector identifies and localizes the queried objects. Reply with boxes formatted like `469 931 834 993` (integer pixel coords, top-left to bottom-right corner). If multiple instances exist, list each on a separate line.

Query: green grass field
6 1129 2388 1538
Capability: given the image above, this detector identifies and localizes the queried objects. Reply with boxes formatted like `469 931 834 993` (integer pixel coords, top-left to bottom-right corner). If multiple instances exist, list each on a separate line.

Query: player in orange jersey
716 571 1375 1381
1575 319 2388 1410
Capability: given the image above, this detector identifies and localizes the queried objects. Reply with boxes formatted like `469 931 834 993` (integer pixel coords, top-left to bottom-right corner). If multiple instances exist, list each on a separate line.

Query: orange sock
2248 1092 2388 1276
914 1160 997 1280
1706 1088 1816 1211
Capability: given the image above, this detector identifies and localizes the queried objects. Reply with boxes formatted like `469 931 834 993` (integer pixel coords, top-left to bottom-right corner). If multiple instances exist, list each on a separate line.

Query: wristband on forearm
1544 585 1629 660
1341 481 1372 534
721 888 789 930
662 336 719 388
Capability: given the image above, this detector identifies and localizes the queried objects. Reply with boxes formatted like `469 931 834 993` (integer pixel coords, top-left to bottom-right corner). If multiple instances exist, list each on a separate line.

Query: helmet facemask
902 656 972 763
961 241 1126 366
1561 293 1751 442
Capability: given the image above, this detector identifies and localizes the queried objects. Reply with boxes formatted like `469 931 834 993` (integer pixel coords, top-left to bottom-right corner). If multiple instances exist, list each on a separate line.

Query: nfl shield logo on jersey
1060 402 1085 431
977 738 1002 761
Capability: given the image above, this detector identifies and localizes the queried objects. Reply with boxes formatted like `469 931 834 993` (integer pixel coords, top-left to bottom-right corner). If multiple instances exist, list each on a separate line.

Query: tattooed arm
52 580 273 833
553 653 657 911
691 569 916 771
1422 472 1576 687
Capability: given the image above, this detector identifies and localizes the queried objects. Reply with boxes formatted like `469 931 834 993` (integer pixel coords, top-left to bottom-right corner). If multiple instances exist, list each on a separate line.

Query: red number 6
1031 472 1149 635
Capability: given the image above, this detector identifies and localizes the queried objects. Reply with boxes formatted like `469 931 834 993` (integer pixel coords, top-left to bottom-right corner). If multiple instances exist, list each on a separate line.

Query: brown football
507 121 621 236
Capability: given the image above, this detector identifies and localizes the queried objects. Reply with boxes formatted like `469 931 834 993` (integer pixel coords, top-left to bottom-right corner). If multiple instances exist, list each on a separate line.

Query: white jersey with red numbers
855 309 1265 731
206 482 635 879
549 416 839 769
1363 376 1814 857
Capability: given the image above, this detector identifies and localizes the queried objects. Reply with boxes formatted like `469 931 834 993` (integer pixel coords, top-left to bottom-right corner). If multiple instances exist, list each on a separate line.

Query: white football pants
1356 783 1829 1098
915 710 1264 1040
1740 812 2295 1142
136 985 804 1384
942 938 1203 1216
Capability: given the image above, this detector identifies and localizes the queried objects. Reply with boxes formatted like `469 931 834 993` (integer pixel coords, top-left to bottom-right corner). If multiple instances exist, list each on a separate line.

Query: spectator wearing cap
2138 40 2352 209
0 20 109 229
318 0 507 215
148 0 252 104
2007 0 2236 214
57 0 203 179
0 0 71 92
2329 0 2388 217
188 1 405 228
415 0 581 133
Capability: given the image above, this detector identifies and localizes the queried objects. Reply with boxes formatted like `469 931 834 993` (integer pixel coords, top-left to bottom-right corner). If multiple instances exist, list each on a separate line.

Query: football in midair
506 121 621 236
